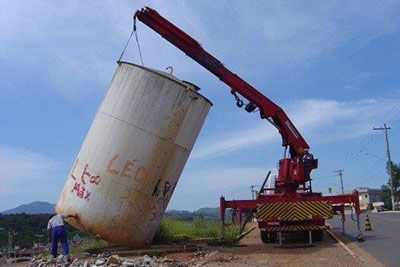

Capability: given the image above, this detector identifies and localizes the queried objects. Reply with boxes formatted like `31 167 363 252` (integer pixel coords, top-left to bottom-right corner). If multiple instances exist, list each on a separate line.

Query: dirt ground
165 223 364 267
6 223 364 267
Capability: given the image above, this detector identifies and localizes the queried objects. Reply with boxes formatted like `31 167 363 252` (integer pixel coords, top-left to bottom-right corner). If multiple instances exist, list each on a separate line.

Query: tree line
0 213 87 249
381 161 400 209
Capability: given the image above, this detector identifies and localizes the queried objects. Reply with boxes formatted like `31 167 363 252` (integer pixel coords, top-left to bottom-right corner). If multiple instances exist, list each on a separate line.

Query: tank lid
117 61 212 106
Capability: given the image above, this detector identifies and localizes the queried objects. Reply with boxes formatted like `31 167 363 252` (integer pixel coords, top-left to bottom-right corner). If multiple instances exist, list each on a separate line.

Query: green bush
153 217 240 243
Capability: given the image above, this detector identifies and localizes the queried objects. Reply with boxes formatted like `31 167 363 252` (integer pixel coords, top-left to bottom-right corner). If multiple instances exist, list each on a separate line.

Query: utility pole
250 185 257 200
374 124 395 210
333 170 345 233
334 170 345 194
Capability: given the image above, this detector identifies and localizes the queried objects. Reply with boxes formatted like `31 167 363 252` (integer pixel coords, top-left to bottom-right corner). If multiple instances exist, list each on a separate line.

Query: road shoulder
326 224 385 267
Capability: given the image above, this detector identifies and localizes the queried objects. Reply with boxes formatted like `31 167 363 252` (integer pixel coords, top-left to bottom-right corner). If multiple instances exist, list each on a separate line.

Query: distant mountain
1 201 220 218
165 210 197 219
165 207 222 219
1 201 55 214
196 207 220 217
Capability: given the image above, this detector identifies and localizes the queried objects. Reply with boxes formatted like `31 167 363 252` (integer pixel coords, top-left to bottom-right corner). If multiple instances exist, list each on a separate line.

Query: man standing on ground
47 214 78 258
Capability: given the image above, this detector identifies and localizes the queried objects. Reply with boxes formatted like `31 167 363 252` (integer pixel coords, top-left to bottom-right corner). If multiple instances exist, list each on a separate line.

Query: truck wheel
260 231 277 243
312 230 324 242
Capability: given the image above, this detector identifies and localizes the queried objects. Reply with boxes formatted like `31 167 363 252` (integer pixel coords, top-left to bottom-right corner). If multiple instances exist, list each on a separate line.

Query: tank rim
117 61 213 106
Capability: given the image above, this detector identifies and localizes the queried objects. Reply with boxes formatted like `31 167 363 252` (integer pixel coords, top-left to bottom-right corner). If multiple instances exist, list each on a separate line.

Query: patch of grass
69 238 110 255
70 217 241 252
154 217 241 244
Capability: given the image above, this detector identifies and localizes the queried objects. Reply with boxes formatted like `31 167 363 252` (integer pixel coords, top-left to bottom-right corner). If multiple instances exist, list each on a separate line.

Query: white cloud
0 145 64 211
232 1 399 74
1 1 399 100
190 124 276 160
0 0 209 100
191 98 400 159
343 72 378 91
0 146 61 181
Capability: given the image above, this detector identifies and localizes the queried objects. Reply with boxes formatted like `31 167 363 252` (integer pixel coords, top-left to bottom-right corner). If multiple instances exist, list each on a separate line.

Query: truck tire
260 231 277 243
312 230 324 242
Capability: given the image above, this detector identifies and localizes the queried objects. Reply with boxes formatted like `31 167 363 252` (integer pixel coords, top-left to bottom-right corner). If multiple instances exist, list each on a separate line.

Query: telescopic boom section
134 7 309 158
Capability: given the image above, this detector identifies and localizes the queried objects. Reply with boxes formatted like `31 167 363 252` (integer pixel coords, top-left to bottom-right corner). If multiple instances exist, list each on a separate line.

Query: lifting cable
231 90 244 108
118 27 134 62
133 16 144 66
118 15 144 66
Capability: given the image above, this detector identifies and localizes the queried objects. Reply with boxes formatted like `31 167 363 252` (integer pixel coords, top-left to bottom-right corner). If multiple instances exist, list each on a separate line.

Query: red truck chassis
220 188 362 243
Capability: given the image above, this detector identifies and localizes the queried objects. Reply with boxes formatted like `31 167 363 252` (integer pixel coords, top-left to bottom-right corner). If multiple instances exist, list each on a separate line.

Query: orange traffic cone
365 215 372 231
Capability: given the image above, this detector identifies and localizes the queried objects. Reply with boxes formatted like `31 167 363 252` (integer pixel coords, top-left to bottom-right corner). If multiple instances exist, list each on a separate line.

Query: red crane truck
134 7 364 245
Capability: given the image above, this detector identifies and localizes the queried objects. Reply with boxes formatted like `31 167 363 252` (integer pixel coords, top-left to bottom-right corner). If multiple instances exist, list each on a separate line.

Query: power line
348 175 381 188
317 174 337 179
384 103 400 125
334 102 399 171
334 130 379 171
346 161 385 186
338 131 384 172
343 136 390 188
325 104 399 195
363 151 386 162
343 151 388 187
363 156 385 172
390 116 400 128
328 182 341 187
348 167 386 187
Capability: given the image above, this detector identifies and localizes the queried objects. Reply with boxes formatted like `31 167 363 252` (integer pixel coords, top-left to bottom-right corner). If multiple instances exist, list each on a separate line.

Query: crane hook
166 66 173 74
231 90 244 108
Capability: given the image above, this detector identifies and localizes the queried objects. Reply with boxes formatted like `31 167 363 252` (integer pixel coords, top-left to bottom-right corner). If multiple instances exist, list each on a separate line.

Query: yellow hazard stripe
264 225 327 232
257 201 332 221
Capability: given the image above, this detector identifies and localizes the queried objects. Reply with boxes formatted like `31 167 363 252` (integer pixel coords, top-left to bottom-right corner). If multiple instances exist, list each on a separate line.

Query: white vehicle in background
372 202 384 212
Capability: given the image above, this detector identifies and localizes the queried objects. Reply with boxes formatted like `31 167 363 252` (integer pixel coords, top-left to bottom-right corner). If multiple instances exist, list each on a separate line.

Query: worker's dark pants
51 226 69 257
304 163 312 180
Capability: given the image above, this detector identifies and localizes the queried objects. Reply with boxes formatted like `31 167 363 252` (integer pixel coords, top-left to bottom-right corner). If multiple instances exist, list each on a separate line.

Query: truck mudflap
257 201 333 221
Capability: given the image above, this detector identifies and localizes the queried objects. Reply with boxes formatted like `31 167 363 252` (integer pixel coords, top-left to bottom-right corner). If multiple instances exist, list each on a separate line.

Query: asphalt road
327 211 400 267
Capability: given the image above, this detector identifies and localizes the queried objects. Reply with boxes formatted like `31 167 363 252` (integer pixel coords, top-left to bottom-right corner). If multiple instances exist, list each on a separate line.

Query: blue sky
1 0 400 211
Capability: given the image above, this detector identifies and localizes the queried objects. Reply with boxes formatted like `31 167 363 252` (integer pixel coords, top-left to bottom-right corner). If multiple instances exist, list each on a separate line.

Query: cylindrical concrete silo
55 61 212 248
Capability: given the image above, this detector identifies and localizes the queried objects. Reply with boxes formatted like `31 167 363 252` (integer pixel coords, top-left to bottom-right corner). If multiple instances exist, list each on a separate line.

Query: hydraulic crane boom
134 7 308 159
134 7 318 192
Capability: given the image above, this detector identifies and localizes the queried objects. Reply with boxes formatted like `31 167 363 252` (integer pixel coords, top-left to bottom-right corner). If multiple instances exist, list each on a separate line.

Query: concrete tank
55 61 212 248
